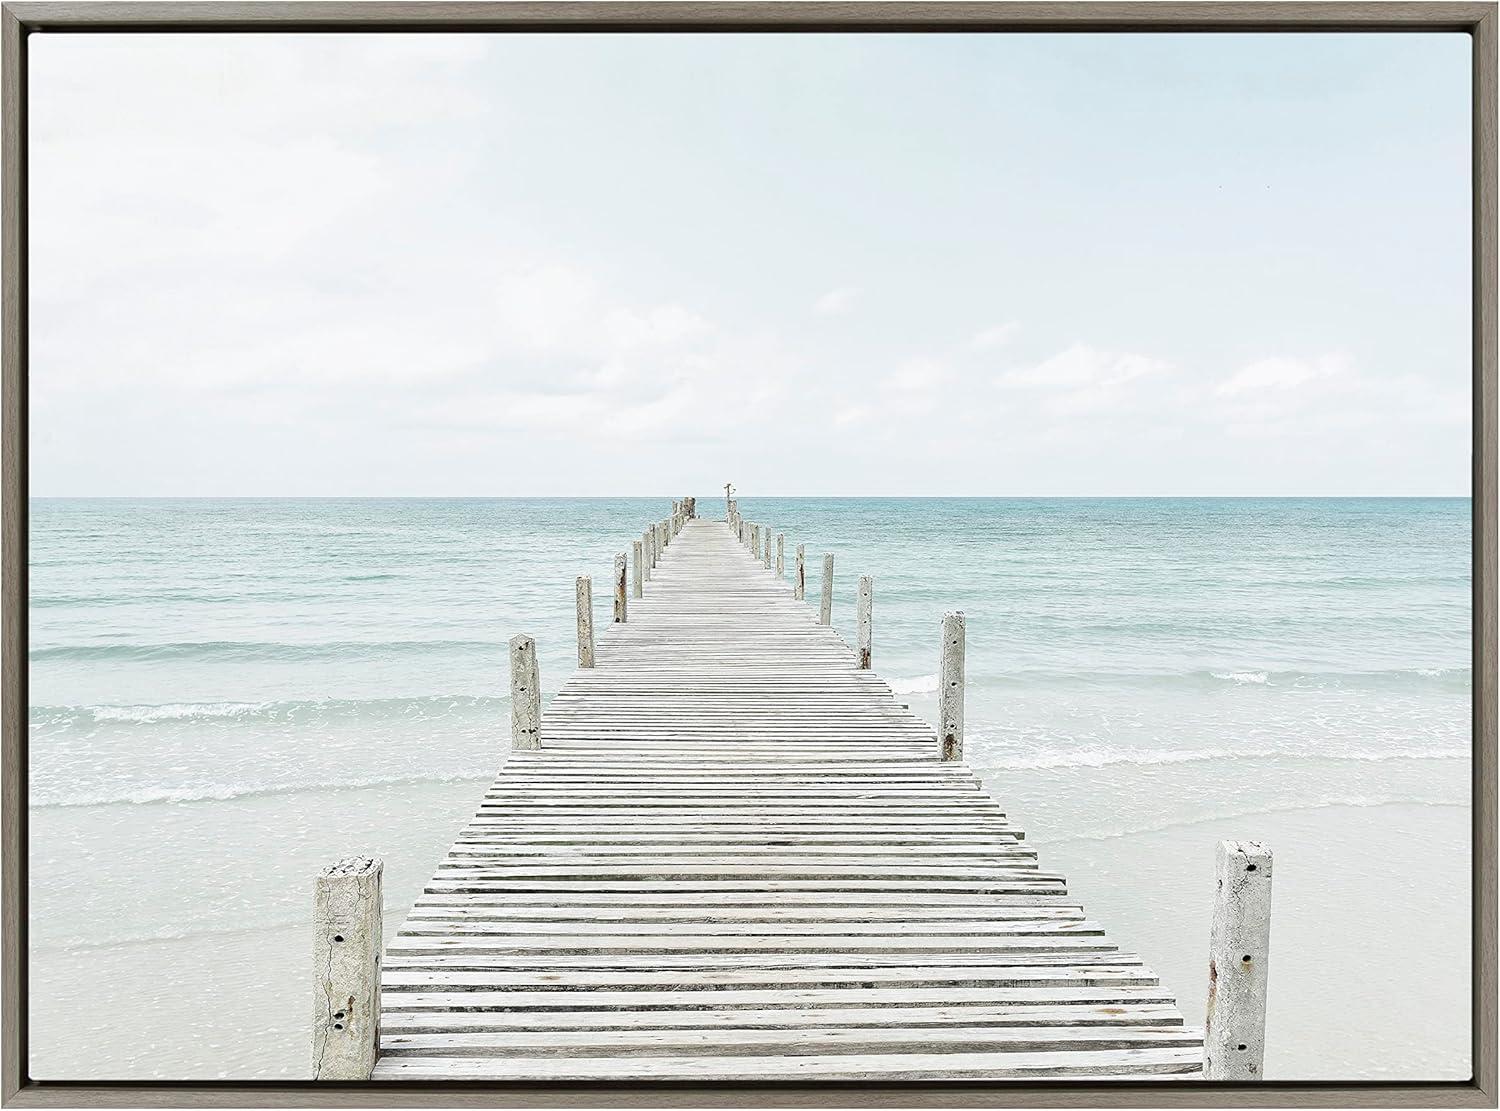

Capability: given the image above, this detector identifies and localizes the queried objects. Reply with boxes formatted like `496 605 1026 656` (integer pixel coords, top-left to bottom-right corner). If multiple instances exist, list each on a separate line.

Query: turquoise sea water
27 497 1472 1078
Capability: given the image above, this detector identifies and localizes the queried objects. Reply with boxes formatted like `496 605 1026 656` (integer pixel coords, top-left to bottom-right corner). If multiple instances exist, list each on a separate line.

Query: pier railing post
311 856 383 1080
752 524 761 561
1205 840 1273 1080
613 553 628 623
510 634 541 750
819 554 834 625
575 575 595 668
857 576 873 668
776 534 785 577
643 528 654 579
632 540 645 599
938 612 965 761
795 544 806 600
764 528 773 569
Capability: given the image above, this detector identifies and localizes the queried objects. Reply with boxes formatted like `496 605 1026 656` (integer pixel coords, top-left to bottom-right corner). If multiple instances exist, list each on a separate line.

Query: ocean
27 497 1472 1080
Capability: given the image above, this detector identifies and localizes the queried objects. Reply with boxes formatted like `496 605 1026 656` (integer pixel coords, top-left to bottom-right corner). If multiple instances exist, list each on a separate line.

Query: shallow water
27 497 1472 1078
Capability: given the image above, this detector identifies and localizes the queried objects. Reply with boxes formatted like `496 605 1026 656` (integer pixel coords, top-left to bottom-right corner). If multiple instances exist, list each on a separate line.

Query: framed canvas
2 3 1495 1106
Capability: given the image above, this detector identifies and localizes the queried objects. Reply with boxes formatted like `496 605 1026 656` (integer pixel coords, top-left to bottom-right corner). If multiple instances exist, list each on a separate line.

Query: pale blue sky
29 32 1472 495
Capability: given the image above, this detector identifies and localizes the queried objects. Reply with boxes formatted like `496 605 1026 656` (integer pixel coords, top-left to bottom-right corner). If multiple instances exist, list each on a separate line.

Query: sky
28 32 1473 496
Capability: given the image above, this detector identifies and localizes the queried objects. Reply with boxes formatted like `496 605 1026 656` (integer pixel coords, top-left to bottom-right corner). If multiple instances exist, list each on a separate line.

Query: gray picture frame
1 3 1494 1105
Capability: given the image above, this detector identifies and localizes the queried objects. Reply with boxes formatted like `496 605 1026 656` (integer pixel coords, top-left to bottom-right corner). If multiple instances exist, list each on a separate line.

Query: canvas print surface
24 30 1473 1084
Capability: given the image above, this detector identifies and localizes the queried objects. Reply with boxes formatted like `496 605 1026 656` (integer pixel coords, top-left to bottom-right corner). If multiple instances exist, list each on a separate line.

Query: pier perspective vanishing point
310 496 1272 1083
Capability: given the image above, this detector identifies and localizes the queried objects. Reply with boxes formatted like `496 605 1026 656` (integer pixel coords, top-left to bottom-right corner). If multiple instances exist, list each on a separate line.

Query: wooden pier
310 499 1276 1083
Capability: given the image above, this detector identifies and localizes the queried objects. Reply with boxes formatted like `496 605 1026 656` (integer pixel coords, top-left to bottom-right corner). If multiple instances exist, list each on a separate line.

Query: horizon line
26 493 1474 501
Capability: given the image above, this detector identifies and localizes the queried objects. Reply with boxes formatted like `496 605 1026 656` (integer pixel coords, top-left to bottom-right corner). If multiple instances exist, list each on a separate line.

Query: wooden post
776 534 785 577
1204 840 1273 1080
643 529 653 581
575 575 595 668
509 633 540 750
938 612 965 761
632 540 644 598
311 856 382 1080
613 553 627 623
764 528 773 569
752 524 760 560
819 553 834 625
795 544 806 600
856 576 873 668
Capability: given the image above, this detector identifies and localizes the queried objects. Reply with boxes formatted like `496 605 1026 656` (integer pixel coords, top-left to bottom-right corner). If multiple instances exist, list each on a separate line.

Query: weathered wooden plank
371 1046 1203 1080
379 1024 1202 1057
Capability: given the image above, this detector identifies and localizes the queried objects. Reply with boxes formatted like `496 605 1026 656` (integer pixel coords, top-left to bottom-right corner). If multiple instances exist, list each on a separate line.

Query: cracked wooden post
632 540 644 599
1205 840 1273 1080
643 528 654 580
795 544 806 600
613 553 627 623
819 553 834 625
752 524 761 561
311 856 383 1080
938 612 965 761
856 576 873 669
764 528 773 570
575 575 595 668
776 534 785 578
510 633 540 750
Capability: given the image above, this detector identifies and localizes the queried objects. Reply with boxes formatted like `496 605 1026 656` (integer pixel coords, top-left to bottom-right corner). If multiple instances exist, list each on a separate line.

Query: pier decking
370 515 1204 1081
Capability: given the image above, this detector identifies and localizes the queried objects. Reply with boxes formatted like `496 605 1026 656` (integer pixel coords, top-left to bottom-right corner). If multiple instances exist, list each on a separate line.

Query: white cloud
997 345 1171 391
812 286 860 316
1212 353 1465 442
882 358 949 393
970 322 1020 350
1216 353 1350 397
